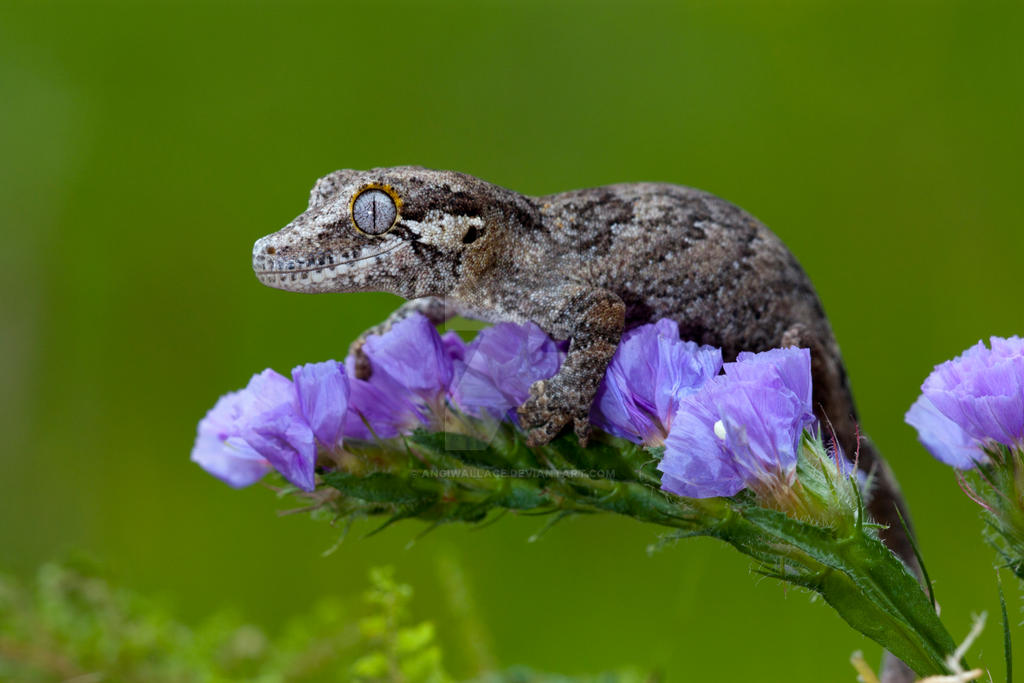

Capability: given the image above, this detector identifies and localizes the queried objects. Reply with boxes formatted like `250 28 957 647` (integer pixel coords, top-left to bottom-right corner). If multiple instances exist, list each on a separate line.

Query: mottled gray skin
252 166 917 599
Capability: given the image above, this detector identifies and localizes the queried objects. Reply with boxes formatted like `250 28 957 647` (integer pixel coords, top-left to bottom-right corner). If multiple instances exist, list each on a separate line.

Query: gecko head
252 166 538 296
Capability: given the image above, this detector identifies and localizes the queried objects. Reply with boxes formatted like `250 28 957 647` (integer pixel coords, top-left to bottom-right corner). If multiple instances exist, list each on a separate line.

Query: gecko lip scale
254 242 403 276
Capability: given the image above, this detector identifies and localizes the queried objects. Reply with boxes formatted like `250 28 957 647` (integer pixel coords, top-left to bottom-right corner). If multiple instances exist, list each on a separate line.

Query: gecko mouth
254 242 403 288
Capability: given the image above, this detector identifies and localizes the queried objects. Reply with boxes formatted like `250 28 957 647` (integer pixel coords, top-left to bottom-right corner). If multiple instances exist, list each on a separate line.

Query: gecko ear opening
350 184 402 236
462 226 480 244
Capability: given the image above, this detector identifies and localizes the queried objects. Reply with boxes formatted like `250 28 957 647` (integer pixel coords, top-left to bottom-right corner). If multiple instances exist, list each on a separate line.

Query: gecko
251 165 917 580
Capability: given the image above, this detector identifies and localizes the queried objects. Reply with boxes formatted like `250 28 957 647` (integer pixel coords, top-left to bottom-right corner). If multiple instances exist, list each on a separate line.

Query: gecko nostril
265 246 277 255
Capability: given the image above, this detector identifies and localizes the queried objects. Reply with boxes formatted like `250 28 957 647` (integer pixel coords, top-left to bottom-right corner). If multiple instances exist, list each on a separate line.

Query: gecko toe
523 420 569 447
573 417 592 447
517 379 589 446
347 340 373 380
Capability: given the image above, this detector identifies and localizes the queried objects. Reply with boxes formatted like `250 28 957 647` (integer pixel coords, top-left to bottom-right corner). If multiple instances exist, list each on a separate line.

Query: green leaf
894 503 936 608
359 615 388 639
396 621 436 654
999 571 1013 683
324 471 438 505
352 652 390 678
715 504 954 676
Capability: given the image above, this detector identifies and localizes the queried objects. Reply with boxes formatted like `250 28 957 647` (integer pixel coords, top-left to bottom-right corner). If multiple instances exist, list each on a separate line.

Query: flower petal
191 390 272 488
191 369 315 490
343 377 425 439
247 406 317 491
361 314 454 398
905 395 983 470
592 320 721 445
915 337 1024 452
660 347 813 499
451 322 562 421
660 388 745 498
292 360 350 447
730 347 813 421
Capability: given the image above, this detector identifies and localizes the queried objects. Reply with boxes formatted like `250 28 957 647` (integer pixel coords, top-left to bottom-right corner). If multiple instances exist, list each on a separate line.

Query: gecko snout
251 235 281 274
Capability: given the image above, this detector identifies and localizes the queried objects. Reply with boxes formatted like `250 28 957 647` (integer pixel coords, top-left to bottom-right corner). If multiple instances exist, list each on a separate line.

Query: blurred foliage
0 559 358 682
0 562 650 683
353 566 452 683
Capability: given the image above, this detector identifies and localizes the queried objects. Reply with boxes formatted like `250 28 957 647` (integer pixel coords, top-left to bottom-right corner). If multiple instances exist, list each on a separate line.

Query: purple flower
191 369 316 491
343 314 461 437
450 322 563 420
440 330 468 363
658 347 815 498
292 360 350 447
191 390 273 488
591 319 722 445
906 336 1024 469
360 314 454 400
728 347 813 417
905 396 980 469
343 377 425 439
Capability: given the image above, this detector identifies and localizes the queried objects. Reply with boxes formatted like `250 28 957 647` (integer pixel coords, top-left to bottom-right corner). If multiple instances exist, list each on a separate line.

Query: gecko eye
351 188 398 235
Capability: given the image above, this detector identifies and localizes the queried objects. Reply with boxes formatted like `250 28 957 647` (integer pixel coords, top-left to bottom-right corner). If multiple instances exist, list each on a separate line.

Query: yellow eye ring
350 183 403 236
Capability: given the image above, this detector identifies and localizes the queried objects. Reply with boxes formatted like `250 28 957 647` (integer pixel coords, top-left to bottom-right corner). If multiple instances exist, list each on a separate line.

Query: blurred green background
2 0 1023 679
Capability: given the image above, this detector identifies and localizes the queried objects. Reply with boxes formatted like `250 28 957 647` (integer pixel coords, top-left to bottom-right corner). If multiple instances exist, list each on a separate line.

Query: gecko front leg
349 296 456 379
515 284 625 446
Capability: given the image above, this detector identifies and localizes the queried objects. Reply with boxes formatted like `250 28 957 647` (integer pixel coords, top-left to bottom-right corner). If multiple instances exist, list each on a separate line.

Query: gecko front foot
347 297 455 381
517 378 592 447
347 338 373 380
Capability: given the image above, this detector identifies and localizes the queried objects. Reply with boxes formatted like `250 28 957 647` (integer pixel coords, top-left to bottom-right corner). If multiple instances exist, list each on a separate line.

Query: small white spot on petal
713 420 727 441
